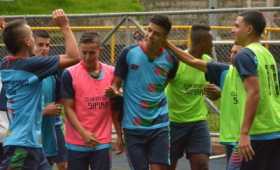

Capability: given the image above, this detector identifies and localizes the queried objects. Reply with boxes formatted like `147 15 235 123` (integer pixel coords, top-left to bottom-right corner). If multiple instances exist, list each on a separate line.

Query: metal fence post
110 33 116 64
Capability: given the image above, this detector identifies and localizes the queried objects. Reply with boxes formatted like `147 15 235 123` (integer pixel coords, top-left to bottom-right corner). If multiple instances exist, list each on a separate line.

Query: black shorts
228 138 280 170
170 120 211 163
241 138 280 170
124 127 170 169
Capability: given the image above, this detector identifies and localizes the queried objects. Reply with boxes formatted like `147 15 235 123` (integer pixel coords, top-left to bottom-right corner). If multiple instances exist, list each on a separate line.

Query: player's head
229 43 242 63
232 11 266 46
34 30 51 56
144 15 172 48
2 20 35 55
79 31 102 66
190 24 213 55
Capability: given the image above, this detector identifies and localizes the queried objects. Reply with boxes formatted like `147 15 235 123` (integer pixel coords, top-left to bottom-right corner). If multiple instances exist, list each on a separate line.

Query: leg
169 160 178 170
189 154 209 170
148 127 170 170
52 125 68 170
0 146 44 170
38 154 52 170
169 122 191 170
90 148 111 170
225 144 234 163
227 148 242 170
150 164 169 170
56 162 67 170
124 130 149 170
186 121 210 170
67 150 90 170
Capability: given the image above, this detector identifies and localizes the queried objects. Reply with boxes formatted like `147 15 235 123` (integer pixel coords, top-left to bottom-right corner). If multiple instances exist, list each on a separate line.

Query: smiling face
34 37 50 56
79 42 101 69
231 16 252 46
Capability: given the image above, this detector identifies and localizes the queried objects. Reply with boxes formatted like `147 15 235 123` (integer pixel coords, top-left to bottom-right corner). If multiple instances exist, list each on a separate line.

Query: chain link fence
1 7 280 66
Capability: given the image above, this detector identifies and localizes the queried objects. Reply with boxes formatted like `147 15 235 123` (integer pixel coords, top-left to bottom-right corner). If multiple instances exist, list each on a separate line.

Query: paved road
112 153 227 170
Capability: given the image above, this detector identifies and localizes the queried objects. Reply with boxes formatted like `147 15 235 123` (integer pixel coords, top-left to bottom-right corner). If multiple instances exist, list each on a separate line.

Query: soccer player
0 9 79 169
223 44 242 164
228 10 280 170
61 31 122 170
33 30 67 170
166 11 280 170
165 24 218 170
0 79 9 162
107 15 178 170
0 17 8 162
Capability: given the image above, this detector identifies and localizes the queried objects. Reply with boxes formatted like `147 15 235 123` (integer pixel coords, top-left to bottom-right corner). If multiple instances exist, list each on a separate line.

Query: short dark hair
34 30 50 39
150 15 172 34
2 19 28 55
191 24 211 45
79 31 100 44
239 11 266 36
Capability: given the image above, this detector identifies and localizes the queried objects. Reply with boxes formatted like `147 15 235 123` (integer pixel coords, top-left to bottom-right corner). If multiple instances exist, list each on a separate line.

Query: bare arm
166 41 207 72
106 75 124 154
52 9 80 69
239 76 259 161
112 108 124 154
42 103 62 116
63 99 99 147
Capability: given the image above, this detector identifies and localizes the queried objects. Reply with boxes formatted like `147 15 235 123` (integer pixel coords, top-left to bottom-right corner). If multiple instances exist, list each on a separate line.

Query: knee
189 155 209 170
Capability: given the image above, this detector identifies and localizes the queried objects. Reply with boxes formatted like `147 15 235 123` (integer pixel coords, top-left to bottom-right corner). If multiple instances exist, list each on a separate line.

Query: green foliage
0 0 144 15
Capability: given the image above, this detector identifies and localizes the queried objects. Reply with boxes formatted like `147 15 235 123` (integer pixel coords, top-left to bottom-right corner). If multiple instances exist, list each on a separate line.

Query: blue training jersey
115 44 178 130
0 55 59 148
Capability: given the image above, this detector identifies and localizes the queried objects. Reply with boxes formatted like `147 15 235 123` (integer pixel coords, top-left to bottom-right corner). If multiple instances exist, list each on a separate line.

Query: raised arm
166 41 207 72
0 17 6 29
52 9 80 68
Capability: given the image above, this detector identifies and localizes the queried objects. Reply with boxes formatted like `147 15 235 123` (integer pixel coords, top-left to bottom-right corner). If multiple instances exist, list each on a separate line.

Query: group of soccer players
0 8 279 170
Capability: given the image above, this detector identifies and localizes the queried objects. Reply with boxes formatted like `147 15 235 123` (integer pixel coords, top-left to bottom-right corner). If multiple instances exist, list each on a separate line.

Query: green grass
0 0 144 15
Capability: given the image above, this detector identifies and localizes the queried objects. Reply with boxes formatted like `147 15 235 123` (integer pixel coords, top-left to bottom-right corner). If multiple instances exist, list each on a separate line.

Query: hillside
0 0 144 15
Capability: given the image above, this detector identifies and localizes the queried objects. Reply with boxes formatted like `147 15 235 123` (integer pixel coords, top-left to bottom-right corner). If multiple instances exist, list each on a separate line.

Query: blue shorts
124 127 170 169
47 125 67 164
0 146 51 170
67 148 111 170
170 120 211 163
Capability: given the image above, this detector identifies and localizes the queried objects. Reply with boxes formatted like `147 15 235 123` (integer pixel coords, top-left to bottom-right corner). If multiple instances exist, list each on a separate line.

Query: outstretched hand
52 9 69 29
0 17 6 29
